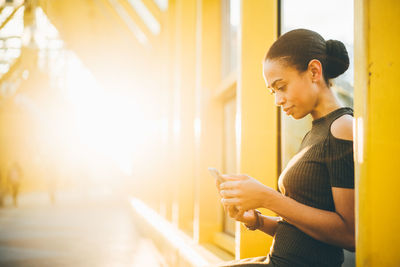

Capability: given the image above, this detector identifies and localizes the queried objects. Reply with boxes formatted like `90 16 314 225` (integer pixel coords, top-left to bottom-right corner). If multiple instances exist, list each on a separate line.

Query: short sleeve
325 137 354 188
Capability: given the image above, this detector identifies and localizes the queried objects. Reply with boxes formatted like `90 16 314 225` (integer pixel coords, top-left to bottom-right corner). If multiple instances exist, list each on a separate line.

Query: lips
283 106 293 113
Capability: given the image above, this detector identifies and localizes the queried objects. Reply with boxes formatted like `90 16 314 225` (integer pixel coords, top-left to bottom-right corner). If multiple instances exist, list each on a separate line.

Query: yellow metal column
237 0 278 259
194 0 224 244
161 0 176 222
152 0 174 217
354 0 400 266
172 0 197 233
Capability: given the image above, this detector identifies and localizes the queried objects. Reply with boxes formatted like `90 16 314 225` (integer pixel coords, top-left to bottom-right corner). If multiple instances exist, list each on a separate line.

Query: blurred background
0 0 398 266
0 0 167 199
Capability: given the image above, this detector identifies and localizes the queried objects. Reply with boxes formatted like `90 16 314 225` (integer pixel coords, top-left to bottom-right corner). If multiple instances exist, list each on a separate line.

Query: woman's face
263 59 318 119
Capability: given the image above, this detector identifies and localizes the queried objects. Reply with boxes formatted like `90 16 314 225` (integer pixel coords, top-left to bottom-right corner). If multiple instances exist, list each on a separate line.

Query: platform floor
0 191 165 267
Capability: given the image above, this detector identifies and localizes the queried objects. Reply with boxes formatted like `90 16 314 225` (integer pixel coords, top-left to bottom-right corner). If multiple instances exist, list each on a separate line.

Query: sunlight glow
130 197 218 267
25 8 161 182
64 53 158 176
127 0 161 35
0 6 15 26
108 0 148 45
35 7 60 43
235 111 241 172
194 117 201 140
0 5 24 77
173 118 181 136
229 0 240 27
160 117 169 144
153 0 168 11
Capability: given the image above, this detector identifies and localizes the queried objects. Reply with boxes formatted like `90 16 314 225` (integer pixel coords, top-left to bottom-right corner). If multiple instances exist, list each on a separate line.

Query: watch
244 210 263 231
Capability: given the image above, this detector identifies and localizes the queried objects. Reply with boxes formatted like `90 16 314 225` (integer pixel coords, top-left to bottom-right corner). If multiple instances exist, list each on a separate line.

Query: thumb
221 174 246 181
235 208 245 220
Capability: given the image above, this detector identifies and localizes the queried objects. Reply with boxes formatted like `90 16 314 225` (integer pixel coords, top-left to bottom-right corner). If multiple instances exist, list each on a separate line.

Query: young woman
216 29 354 267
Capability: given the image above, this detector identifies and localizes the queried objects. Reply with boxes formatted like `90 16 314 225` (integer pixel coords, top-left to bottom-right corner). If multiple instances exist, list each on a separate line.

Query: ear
307 59 323 83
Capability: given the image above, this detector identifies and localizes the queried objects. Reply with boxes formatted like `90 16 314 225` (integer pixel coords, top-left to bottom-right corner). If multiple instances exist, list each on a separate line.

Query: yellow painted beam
141 0 162 23
37 0 170 208
237 0 278 259
159 0 176 222
40 0 151 91
195 0 224 244
172 0 197 233
116 0 157 41
102 0 150 45
354 0 400 266
0 4 23 30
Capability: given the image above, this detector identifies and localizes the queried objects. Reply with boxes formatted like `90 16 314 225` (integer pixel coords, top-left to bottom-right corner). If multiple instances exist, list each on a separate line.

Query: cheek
286 87 316 115
299 90 313 104
286 86 304 105
293 82 315 105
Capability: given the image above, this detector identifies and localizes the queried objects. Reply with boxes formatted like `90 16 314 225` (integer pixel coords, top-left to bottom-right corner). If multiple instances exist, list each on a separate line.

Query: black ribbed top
269 107 354 267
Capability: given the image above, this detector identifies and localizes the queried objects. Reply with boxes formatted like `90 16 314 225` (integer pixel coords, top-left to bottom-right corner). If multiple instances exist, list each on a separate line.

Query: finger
228 205 237 213
221 197 239 205
227 206 237 217
234 205 241 213
221 174 245 181
220 189 239 198
250 209 257 217
234 208 245 220
219 181 239 190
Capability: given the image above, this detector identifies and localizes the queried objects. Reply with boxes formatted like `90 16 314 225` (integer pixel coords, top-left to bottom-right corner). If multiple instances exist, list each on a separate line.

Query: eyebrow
269 78 283 89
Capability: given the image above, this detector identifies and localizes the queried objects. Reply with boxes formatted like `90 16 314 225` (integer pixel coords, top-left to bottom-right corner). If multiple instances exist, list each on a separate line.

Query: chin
291 112 307 120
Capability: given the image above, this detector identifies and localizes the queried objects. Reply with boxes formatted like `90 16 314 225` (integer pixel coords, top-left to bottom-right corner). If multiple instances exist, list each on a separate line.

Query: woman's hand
225 206 258 227
219 174 278 211
215 174 256 225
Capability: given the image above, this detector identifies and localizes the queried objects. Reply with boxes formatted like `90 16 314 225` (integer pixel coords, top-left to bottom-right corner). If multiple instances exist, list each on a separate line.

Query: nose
274 92 286 106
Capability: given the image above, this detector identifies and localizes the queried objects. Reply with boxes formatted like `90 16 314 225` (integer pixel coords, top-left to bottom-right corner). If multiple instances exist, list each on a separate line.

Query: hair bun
325 39 349 79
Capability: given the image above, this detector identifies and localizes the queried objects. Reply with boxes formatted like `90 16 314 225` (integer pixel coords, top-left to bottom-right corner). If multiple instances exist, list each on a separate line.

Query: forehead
263 59 297 87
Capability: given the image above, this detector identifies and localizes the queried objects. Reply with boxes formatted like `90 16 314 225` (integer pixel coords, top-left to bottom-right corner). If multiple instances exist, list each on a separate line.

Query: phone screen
208 167 224 183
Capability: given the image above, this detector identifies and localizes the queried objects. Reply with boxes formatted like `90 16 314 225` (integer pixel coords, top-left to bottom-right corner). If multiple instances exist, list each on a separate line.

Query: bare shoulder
330 114 353 141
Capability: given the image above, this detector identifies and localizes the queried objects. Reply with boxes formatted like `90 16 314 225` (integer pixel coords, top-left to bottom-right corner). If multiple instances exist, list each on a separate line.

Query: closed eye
277 85 286 91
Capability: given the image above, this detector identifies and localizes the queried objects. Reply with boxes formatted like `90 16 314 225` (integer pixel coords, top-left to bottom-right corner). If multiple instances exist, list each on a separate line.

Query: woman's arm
264 187 355 251
220 177 355 251
224 207 280 237
221 114 355 251
258 215 281 237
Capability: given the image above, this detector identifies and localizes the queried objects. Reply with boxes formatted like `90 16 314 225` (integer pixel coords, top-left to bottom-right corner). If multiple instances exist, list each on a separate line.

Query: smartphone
208 167 225 183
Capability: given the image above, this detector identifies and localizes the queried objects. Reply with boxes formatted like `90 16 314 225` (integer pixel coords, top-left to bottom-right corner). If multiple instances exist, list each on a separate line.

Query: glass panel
223 97 236 236
0 5 23 78
280 0 354 168
153 0 168 11
126 0 161 35
222 0 239 77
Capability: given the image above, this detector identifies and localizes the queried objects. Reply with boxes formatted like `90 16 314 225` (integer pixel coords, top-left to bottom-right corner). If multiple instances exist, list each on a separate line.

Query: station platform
0 191 166 267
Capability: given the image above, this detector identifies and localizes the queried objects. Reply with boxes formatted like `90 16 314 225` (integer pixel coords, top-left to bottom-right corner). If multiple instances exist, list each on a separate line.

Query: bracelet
244 210 263 231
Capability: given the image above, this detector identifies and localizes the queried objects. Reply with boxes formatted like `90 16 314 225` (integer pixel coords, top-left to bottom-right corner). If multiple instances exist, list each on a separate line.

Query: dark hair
264 29 349 84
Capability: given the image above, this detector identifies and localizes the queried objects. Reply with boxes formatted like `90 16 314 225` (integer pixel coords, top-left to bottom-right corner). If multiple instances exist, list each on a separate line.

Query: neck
310 86 342 120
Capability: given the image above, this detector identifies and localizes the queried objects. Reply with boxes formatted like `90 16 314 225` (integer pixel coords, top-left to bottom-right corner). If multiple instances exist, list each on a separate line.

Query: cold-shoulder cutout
330 114 353 141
